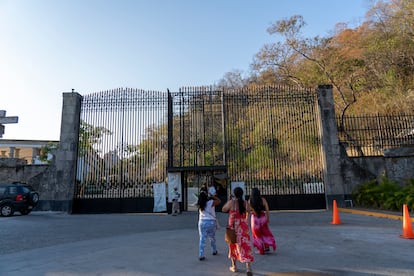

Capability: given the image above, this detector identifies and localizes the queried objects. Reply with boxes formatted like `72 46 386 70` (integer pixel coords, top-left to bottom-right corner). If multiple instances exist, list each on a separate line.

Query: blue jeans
198 219 217 258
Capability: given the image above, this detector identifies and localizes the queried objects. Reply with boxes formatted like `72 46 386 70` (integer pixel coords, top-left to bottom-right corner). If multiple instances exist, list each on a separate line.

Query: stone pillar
32 148 40 164
14 148 20 158
317 85 345 208
9 147 15 158
54 91 82 213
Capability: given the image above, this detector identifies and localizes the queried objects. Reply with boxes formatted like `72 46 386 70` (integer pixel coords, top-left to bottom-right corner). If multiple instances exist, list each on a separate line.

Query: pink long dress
228 208 254 263
251 211 276 254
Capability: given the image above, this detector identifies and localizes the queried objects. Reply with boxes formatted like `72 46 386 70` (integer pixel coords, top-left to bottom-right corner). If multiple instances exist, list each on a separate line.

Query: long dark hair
250 187 264 215
197 190 208 211
233 187 246 214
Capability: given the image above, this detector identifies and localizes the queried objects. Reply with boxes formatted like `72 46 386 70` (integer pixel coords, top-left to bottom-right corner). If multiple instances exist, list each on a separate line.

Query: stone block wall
0 157 70 211
0 158 46 182
350 153 414 187
317 85 414 207
0 91 82 213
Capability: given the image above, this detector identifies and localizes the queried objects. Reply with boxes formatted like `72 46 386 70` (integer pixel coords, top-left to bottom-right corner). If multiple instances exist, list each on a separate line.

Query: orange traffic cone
400 204 414 239
331 199 342 225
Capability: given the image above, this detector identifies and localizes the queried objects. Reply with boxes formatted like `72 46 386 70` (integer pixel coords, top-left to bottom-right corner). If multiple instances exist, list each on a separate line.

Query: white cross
0 110 19 138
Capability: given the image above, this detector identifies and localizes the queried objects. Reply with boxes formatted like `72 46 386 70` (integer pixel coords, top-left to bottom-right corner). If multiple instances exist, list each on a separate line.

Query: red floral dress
251 211 276 254
228 203 254 263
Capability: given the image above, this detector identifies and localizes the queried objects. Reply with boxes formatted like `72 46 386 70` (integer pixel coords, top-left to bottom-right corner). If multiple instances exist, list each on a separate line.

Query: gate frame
51 85 347 214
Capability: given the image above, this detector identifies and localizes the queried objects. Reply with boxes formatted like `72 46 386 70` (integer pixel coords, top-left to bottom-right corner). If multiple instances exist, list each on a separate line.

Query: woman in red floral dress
222 187 254 276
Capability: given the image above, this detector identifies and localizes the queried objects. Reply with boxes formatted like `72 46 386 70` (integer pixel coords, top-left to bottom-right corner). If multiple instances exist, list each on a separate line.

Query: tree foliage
219 0 414 116
78 121 112 157
39 142 59 164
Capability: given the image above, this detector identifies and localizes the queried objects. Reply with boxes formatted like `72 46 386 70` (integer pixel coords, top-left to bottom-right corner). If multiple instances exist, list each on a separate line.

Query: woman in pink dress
248 187 276 254
222 187 254 276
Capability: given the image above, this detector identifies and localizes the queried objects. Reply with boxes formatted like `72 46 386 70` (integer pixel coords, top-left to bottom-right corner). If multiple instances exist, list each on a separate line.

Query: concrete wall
317 85 414 207
0 158 47 183
350 152 414 186
0 91 83 212
0 158 62 210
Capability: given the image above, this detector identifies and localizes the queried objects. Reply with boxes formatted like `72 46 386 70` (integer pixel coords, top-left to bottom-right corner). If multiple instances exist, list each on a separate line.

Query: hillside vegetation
219 0 414 117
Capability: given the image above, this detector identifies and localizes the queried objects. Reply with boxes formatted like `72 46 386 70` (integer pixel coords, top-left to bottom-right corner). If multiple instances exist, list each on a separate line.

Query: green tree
78 121 112 157
77 121 112 184
39 142 59 164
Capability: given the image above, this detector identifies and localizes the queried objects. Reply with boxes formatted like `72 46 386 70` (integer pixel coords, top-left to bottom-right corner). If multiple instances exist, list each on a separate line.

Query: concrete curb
338 207 414 222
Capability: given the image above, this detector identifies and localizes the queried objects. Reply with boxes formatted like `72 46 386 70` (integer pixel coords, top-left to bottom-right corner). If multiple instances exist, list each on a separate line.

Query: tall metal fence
75 88 168 200
337 114 414 157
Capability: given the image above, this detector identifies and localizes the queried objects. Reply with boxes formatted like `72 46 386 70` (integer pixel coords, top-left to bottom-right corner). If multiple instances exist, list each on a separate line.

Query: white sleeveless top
199 200 216 221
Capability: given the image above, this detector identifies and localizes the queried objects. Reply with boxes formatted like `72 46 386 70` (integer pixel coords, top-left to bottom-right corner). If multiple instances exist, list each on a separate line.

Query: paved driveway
1 209 413 276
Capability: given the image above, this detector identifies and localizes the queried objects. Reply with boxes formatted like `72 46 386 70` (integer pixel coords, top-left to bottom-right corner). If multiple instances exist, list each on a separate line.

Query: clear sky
1 0 372 141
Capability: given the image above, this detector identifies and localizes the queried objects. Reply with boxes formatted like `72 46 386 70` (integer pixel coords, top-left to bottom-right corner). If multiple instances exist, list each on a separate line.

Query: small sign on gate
303 182 324 194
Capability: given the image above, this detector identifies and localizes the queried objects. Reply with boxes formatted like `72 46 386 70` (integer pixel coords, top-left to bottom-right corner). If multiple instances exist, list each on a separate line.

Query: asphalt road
1 209 413 276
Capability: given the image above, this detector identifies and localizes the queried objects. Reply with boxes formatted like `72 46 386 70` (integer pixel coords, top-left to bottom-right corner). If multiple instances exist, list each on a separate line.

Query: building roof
0 139 59 148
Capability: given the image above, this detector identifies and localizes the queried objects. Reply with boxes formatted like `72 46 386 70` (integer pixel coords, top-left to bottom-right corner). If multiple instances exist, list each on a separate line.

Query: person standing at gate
197 188 221 261
248 187 276 254
222 187 254 276
171 186 180 216
207 180 216 198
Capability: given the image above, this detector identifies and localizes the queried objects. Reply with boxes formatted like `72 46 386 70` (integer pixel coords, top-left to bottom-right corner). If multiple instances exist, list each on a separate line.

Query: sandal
229 266 237 273
246 263 253 275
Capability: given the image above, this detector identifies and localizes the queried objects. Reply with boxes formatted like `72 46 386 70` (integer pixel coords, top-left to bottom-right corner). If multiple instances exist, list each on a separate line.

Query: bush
352 177 414 211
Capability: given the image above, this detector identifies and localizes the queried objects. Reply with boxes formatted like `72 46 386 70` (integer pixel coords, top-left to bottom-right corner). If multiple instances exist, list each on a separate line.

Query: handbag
225 200 237 244
225 226 236 244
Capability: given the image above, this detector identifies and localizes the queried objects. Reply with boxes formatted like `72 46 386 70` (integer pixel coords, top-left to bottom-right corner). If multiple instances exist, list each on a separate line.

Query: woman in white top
197 188 221 261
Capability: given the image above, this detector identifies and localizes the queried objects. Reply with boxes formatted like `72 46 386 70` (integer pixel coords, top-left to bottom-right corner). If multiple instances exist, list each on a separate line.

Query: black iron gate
73 88 168 213
166 87 229 211
222 86 325 209
168 86 325 211
73 86 325 213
